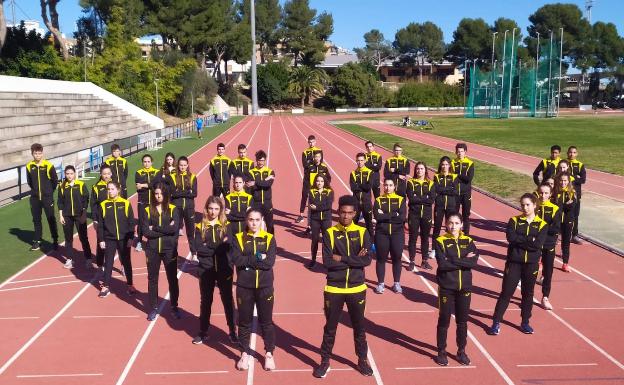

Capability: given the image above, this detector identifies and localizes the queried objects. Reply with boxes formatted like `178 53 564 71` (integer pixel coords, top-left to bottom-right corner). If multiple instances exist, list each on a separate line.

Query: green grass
340 115 624 176
0 116 244 283
334 123 536 204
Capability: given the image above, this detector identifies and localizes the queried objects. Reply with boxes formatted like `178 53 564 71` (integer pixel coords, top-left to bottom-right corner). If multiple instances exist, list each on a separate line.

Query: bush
245 61 290 108
327 62 391 108
394 82 462 107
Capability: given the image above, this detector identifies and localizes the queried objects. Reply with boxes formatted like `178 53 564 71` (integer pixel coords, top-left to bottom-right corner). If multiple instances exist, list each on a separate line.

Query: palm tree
288 66 329 108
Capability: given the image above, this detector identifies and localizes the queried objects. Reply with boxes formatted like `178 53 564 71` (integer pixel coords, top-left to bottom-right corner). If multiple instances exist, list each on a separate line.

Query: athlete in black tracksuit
225 180 253 236
567 148 586 241
91 170 112 269
406 174 436 270
383 153 410 197
299 144 323 219
168 167 198 256
247 158 275 234
451 151 475 234
58 175 92 266
350 159 374 237
536 185 561 308
141 195 180 320
490 196 548 335
135 161 159 247
230 226 277 367
308 183 334 268
433 227 479 366
26 156 59 249
432 171 459 240
554 181 577 268
364 144 383 198
104 152 128 198
193 217 236 343
210 149 231 197
314 195 373 378
373 182 407 294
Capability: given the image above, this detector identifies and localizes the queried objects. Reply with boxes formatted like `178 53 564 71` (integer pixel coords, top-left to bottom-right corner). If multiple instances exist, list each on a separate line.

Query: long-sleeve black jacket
506 215 548 264
248 166 275 206
141 204 180 253
58 180 89 218
104 156 128 188
168 172 197 210
309 188 334 221
323 223 372 293
554 188 578 223
135 167 159 204
434 233 479 291
533 157 560 185
451 157 475 195
350 167 373 206
230 230 276 289
194 220 231 273
26 159 58 199
210 155 231 188
373 192 406 235
97 197 136 241
433 173 458 210
537 200 561 249
568 159 586 198
406 178 436 218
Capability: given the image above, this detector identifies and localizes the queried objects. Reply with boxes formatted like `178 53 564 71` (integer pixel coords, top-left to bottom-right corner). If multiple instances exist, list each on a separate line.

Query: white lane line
17 373 103 378
369 310 434 314
516 363 598 368
396 366 477 370
273 312 323 315
271 368 354 372
0 280 83 292
563 307 624 311
0 317 40 320
8 274 76 284
73 315 141 319
145 370 229 375
246 307 258 385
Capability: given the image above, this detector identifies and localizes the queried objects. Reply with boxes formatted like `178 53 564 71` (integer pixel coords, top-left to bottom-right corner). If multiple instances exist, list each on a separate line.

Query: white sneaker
264 352 276 371
237 352 250 371
541 296 553 310
428 249 436 259
135 242 143 252
374 283 385 294
63 259 73 269
536 275 544 285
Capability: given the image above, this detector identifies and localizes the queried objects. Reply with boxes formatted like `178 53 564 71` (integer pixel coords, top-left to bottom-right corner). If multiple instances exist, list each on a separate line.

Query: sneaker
147 309 158 321
572 236 584 245
408 261 416 272
264 352 276 371
428 249 435 259
127 285 137 295
421 260 433 270
135 242 143 252
179 229 185 236
30 241 41 251
313 360 330 378
98 287 110 298
236 352 250 371
192 335 206 344
171 306 181 319
295 215 305 223
374 283 385 294
433 351 448 366
304 227 311 236
541 296 553 310
52 241 59 250
228 330 238 344
306 260 316 269
536 275 544 285
357 358 373 376
456 350 471 365
392 282 403 294
487 321 500 336
63 259 74 269
562 263 570 273
520 322 534 334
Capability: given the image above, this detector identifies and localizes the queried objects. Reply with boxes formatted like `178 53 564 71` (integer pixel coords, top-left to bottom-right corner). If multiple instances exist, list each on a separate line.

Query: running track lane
0 116 256 383
358 121 624 203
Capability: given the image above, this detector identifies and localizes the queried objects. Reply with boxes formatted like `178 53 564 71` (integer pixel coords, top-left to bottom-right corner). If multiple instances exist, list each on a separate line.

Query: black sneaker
192 335 206 345
228 330 239 344
98 288 110 298
312 360 330 378
30 241 41 251
357 359 373 376
421 260 433 270
171 306 182 319
456 350 471 365
147 309 158 321
307 260 316 269
304 227 311 236
433 351 448 366
52 241 59 250
295 215 305 223
408 261 416 272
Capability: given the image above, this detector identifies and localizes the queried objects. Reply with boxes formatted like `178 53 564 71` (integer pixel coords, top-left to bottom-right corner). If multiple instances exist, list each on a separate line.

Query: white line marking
563 307 624 311
8 274 77 284
396 366 477 370
72 315 141 319
17 373 103 378
516 363 598 368
246 307 258 385
0 317 40 320
273 312 324 315
270 368 354 372
145 370 229 375
369 310 435 314
0 280 82 292
554 258 624 301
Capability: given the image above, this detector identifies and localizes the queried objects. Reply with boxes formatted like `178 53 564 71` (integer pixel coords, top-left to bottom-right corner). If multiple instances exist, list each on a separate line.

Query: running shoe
295 215 305 223
572 236 584 245
392 282 403 294
456 350 471 365
541 296 553 310
192 335 207 344
304 227 311 236
561 263 570 272
98 288 110 298
421 260 433 270
428 249 436 259
63 259 74 269
408 261 416 272
433 351 448 366
313 360 330 378
236 352 250 371
357 359 373 376
536 275 543 285
30 241 40 251
147 309 158 321
520 322 534 334
228 331 239 344
374 283 385 294
135 242 143 252
264 352 276 371
127 285 137 295
487 321 500 335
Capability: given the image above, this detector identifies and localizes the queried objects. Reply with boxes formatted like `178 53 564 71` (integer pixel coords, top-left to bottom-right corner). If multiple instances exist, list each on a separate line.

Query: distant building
379 55 463 85
136 37 164 60
318 42 358 73
7 20 46 36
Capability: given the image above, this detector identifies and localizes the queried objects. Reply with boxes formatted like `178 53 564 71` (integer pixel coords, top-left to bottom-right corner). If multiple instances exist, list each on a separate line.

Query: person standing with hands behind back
58 165 92 269
26 143 59 251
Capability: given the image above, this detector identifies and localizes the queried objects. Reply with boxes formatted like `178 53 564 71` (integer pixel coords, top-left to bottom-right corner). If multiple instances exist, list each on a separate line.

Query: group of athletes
23 135 585 377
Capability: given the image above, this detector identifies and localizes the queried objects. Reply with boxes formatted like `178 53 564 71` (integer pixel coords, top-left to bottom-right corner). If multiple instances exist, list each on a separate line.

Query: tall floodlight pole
535 32 540 116
507 28 517 117
557 27 564 117
500 30 509 117
463 59 470 111
547 30 553 116
250 0 259 116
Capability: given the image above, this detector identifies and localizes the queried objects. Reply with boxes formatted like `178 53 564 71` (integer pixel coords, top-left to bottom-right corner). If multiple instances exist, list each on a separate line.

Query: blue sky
10 0 624 50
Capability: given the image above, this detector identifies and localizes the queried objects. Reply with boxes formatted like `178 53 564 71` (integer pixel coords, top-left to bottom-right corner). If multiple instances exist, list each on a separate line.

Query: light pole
463 59 471 114
507 28 517 117
547 30 553 116
154 78 159 118
557 27 564 117
250 0 258 115
535 32 540 116
500 30 509 117
491 31 498 69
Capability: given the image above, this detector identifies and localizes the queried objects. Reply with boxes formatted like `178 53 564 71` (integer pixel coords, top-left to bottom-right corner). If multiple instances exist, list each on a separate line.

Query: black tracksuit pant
94 222 104 267
455 192 472 234
237 286 275 354
310 218 331 262
493 261 539 324
356 201 374 238
408 210 432 263
146 249 179 310
433 200 456 239
212 185 230 198
541 246 556 298
375 230 405 284
437 287 470 352
561 219 574 264
320 290 368 361
372 173 381 199
573 199 581 237
253 203 274 234
103 238 133 287
30 195 58 242
175 206 195 256
300 183 310 213
62 215 92 260
137 202 147 241
198 267 235 336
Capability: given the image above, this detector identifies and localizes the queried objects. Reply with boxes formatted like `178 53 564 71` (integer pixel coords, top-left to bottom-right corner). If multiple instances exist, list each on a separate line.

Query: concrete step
0 92 97 100
0 103 116 117
0 109 129 129
0 98 110 108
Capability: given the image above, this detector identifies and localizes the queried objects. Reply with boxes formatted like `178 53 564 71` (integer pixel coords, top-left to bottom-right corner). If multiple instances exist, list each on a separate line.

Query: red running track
0 115 622 385
359 121 624 203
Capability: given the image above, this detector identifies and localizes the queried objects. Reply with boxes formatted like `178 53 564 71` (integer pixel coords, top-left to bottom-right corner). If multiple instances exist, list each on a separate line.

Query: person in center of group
533 145 561 186
230 209 277 372
313 195 373 379
383 143 410 197
153 152 176 192
141 183 181 321
105 144 128 198
535 183 561 311
553 173 577 273
297 150 330 229
350 153 374 237
26 143 59 251
406 161 436 271
451 143 475 235
433 213 479 367
225 175 253 235
91 165 113 271
58 165 92 269
192 196 237 345
373 178 406 294
135 154 159 252
97 181 136 298
432 156 459 253
228 144 255 191
307 174 334 269
296 135 322 223
210 143 231 198
364 141 383 199
566 146 586 244
247 150 275 234
489 193 547 335
169 156 198 258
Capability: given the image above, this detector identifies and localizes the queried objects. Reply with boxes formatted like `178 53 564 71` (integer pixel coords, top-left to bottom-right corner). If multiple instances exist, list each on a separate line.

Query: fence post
17 166 22 197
